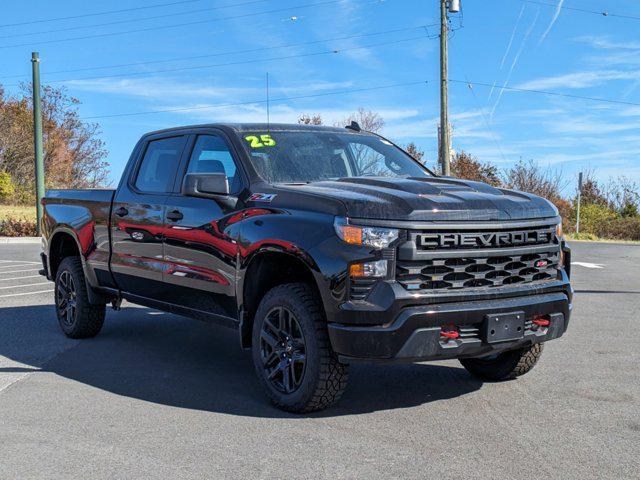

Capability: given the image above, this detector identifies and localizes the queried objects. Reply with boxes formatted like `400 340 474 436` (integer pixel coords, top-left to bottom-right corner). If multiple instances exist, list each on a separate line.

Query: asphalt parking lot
0 242 638 479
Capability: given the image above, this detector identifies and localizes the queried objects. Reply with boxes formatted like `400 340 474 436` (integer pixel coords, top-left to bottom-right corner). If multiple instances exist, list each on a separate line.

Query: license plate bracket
485 311 525 343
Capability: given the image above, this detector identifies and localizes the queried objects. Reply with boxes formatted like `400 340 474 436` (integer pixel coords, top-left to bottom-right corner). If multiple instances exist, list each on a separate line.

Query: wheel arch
48 228 105 305
48 229 84 280
239 249 324 349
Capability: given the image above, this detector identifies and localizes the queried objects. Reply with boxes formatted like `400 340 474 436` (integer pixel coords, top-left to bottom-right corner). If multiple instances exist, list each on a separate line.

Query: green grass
0 204 36 222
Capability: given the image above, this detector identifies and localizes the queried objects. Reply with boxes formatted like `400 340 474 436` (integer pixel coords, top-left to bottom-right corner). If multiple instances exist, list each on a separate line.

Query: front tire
54 257 105 339
460 343 544 381
252 283 348 413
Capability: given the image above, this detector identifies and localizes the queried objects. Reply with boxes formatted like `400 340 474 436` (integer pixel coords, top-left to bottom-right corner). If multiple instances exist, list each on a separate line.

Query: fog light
349 260 388 278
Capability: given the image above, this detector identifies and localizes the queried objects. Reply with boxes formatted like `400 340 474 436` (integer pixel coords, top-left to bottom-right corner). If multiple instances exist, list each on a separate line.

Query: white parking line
0 289 53 298
0 263 34 270
0 282 50 290
571 262 605 269
0 268 41 275
0 275 42 282
0 260 40 264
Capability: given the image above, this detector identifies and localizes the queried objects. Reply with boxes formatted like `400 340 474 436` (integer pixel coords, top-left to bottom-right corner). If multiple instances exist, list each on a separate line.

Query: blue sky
1 0 639 189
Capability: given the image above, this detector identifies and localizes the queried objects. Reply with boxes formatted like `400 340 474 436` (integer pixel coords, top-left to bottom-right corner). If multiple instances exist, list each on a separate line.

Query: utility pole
576 172 583 234
439 0 459 176
31 52 45 236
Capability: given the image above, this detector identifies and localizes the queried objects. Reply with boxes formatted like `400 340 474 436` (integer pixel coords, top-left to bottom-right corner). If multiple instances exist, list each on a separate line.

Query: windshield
240 130 431 184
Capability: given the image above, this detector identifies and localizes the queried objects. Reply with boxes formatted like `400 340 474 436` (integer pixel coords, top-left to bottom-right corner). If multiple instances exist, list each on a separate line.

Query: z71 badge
249 193 277 202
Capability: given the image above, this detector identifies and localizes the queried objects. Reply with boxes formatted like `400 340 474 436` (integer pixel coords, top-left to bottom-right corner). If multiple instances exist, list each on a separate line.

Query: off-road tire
460 343 544 381
252 283 348 413
54 257 105 339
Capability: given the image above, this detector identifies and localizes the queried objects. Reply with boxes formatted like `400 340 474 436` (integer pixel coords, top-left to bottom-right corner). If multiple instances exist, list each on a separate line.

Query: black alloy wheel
252 283 348 412
54 256 105 339
259 306 307 394
56 270 77 327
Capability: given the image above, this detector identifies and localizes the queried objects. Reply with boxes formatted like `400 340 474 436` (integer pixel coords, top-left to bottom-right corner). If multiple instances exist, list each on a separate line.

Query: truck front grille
396 222 561 294
397 251 559 292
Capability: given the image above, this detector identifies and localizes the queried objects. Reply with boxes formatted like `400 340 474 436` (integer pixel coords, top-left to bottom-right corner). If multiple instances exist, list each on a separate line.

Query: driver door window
187 135 241 193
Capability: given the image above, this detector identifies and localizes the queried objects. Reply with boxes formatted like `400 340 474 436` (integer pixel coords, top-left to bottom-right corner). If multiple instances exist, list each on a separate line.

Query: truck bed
45 188 115 205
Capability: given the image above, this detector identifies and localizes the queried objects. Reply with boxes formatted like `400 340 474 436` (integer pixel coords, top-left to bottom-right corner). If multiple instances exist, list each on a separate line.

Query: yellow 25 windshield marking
245 134 276 148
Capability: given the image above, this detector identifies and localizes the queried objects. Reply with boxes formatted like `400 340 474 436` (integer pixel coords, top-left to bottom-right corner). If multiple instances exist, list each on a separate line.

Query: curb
0 237 42 244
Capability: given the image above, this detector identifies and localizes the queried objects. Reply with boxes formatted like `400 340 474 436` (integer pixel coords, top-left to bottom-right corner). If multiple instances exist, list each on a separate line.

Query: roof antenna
266 72 270 134
345 120 361 132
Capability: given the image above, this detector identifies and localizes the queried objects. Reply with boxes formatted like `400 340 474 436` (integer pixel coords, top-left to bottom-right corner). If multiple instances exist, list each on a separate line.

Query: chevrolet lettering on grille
417 230 552 249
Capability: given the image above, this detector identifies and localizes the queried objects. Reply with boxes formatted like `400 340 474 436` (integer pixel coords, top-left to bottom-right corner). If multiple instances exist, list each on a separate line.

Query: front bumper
328 291 571 362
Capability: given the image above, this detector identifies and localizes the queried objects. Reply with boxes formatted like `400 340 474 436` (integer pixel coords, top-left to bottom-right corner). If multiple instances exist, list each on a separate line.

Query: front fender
236 208 373 323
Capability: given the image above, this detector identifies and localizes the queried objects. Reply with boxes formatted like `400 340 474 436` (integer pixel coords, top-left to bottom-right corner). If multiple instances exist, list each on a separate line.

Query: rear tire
54 257 105 339
252 283 348 413
460 343 544 381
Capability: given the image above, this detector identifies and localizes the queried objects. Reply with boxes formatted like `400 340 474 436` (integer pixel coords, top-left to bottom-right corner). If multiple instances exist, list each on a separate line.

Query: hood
278 177 558 222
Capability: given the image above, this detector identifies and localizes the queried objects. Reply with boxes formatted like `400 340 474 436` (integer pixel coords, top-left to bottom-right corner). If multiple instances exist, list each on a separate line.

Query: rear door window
134 136 186 193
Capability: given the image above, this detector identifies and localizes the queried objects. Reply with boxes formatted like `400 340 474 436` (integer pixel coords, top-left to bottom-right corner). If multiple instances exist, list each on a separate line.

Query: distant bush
575 204 617 233
0 172 15 201
11 185 35 205
598 216 640 241
573 203 640 241
0 218 37 237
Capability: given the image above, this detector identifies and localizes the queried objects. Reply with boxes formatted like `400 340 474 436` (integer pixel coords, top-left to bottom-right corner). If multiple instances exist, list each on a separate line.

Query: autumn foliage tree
0 84 109 203
451 151 501 187
404 142 424 163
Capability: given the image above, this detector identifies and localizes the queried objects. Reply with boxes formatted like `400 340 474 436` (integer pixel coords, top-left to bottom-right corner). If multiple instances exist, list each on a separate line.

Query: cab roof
145 122 367 136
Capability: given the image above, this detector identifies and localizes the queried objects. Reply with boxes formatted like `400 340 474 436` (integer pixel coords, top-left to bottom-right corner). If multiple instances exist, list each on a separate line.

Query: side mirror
182 173 229 198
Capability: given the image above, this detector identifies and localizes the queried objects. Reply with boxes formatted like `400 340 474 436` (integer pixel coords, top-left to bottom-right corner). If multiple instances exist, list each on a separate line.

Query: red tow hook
440 325 459 339
532 315 551 327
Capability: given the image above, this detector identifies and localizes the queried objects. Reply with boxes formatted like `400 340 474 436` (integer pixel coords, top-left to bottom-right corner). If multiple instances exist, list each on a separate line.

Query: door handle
115 207 129 217
166 210 184 222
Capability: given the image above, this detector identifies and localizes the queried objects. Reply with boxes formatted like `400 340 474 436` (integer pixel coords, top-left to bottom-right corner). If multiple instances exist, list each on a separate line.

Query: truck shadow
0 304 483 418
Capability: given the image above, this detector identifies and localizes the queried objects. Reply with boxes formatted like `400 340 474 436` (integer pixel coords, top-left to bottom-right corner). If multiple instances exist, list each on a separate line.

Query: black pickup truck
41 122 572 412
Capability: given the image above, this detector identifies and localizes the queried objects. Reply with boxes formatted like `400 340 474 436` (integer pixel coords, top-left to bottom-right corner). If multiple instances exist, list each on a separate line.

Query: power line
81 80 429 120
462 76 508 163
0 0 356 50
3 35 431 88
450 79 640 107
0 0 269 41
0 25 435 80
518 0 640 21
0 0 206 29
75 77 640 122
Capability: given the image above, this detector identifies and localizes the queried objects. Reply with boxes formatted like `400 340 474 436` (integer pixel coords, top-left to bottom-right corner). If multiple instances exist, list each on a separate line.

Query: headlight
334 217 399 249
556 222 563 238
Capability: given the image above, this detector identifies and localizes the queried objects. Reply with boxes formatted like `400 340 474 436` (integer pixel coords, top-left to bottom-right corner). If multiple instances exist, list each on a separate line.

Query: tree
405 142 425 163
579 171 607 206
451 151 501 187
297 114 323 125
604 176 639 217
0 83 109 203
503 159 566 204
